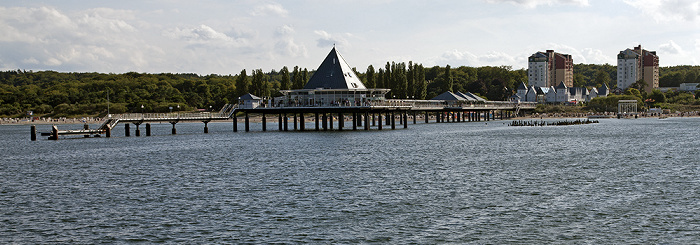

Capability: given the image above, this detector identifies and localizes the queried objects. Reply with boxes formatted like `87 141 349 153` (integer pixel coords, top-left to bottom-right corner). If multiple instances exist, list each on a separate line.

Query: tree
407 61 415 97
365 65 375 88
292 66 302 89
280 66 290 91
415 64 427 99
649 89 666 104
377 68 385 89
574 73 586 88
235 69 248 98
444 64 453 92
630 79 647 92
302 68 309 87
594 70 611 88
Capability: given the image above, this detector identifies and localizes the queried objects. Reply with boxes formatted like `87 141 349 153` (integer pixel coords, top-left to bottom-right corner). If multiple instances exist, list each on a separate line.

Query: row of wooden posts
232 110 510 132
31 110 512 140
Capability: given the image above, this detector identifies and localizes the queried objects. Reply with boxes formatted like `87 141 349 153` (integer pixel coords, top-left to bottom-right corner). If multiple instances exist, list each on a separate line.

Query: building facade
528 50 574 88
617 45 659 93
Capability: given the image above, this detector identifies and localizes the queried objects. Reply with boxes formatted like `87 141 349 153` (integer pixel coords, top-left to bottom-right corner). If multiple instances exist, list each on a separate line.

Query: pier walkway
33 100 535 140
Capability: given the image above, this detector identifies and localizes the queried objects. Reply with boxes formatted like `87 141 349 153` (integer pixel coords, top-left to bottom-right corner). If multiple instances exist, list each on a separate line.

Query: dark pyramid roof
303 47 366 90
431 91 467 101
463 91 487 102
517 82 528 90
455 92 476 101
555 81 567 89
599 83 609 94
238 93 261 100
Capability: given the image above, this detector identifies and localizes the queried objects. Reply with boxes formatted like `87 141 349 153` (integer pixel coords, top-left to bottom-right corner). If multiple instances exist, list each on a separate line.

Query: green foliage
586 95 641 112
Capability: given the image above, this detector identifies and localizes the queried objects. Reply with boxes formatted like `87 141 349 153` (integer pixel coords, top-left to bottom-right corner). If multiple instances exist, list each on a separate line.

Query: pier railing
245 99 536 111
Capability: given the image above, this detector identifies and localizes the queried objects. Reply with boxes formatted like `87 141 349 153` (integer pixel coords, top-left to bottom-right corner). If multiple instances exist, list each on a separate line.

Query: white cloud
250 3 288 17
273 25 307 58
166 24 233 42
314 30 350 48
623 0 700 22
275 24 295 36
659 40 684 54
581 48 613 64
485 0 589 8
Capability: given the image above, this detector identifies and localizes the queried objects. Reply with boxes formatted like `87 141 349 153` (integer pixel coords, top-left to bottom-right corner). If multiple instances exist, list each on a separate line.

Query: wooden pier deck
32 101 536 140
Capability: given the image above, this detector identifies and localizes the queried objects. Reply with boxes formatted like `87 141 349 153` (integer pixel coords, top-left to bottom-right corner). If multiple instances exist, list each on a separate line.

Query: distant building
516 81 608 104
237 93 263 109
528 50 574 88
617 45 659 93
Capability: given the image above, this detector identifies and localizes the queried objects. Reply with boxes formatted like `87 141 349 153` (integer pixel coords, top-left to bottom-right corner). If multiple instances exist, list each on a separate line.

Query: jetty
31 47 536 140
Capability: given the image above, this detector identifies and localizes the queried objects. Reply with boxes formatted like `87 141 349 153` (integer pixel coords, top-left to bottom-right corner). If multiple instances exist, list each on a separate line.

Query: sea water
1 118 699 243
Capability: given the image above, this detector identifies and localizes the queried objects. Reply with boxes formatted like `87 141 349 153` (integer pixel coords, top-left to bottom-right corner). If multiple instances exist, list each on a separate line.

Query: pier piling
146 123 151 136
31 125 37 141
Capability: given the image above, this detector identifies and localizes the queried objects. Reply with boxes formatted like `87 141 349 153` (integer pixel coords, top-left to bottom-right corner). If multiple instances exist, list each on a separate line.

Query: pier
31 47 536 140
231 100 535 132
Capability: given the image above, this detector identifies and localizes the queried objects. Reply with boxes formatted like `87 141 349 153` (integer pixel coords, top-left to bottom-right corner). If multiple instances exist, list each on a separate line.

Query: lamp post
141 104 144 114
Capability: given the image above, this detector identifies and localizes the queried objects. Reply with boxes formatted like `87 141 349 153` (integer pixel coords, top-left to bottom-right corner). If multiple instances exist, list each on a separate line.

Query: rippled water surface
2 118 700 243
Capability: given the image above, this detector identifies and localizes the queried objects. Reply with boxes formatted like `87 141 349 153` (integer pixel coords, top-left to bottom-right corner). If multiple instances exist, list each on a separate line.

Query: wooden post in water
322 113 327 130
204 121 209 133
171 122 177 134
245 113 250 132
364 112 370 130
293 113 298 131
106 126 111 138
262 114 266 131
413 111 417 124
352 113 357 131
84 124 91 138
391 112 396 130
372 113 376 126
146 123 151 136
315 113 319 131
378 114 383 130
125 123 130 137
300 113 305 131
50 125 58 140
135 124 141 137
31 125 37 141
338 112 344 131
283 113 288 131
385 112 390 126
278 114 283 131
425 111 429 123
404 112 408 129
233 114 238 132
355 112 364 127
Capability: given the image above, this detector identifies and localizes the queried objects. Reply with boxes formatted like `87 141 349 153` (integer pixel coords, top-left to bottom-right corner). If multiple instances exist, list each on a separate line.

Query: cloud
485 0 589 8
432 49 520 67
275 24 295 36
581 48 613 64
659 40 684 54
273 25 307 58
166 25 233 42
623 0 700 22
250 3 288 17
314 30 350 48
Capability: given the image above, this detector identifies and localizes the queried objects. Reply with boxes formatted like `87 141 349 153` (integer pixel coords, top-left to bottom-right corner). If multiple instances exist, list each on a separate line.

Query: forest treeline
1 64 699 117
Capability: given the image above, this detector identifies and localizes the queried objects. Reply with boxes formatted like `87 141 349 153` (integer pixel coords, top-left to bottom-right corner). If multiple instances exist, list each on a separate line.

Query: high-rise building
617 45 659 93
527 50 574 88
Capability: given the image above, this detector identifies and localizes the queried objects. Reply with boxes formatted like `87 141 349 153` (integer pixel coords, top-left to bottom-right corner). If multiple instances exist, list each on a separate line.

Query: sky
1 0 699 75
